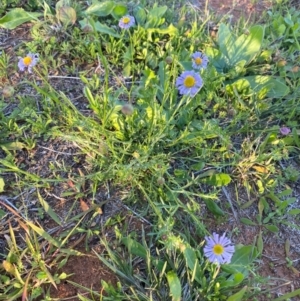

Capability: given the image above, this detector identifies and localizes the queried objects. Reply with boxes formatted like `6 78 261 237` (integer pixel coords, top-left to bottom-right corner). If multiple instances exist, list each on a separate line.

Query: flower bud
2 86 15 98
165 56 173 64
277 60 287 67
121 103 134 116
157 176 165 186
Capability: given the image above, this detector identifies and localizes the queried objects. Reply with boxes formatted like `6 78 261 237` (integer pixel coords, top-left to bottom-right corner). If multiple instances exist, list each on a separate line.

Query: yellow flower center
184 75 196 88
23 56 32 66
213 244 224 255
194 57 202 65
123 17 130 24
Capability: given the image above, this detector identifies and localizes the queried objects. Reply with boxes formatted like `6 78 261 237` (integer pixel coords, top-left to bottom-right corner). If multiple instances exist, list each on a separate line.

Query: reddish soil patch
45 248 117 301
195 0 273 23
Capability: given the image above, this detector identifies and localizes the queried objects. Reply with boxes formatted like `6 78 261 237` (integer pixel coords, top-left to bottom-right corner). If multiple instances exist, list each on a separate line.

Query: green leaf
221 272 244 287
57 6 77 25
288 209 300 215
166 271 181 301
0 8 42 29
203 199 224 216
257 230 263 255
37 191 62 226
0 177 4 192
133 6 147 25
273 288 300 301
217 24 264 67
27 221 61 248
121 237 147 259
201 173 231 186
148 5 168 19
206 47 226 72
55 0 70 10
191 162 205 171
0 208 6 218
36 271 48 280
85 1 115 16
148 24 178 36
111 4 127 19
94 21 120 37
292 127 300 147
183 247 201 282
244 75 289 98
226 286 247 301
230 245 258 267
179 61 193 70
225 78 251 97
264 224 279 233
240 217 257 226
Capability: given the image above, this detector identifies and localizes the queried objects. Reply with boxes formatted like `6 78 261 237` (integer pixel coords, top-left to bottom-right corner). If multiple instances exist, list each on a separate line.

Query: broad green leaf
226 286 247 301
225 78 251 97
57 6 77 25
183 248 201 282
230 245 258 266
244 75 289 98
94 21 120 37
147 24 178 36
166 271 181 301
217 23 232 62
183 247 197 271
292 127 300 147
0 8 42 29
203 199 224 216
201 173 231 186
206 47 226 72
133 6 147 25
121 237 147 259
221 272 244 287
217 24 264 67
37 191 62 226
284 17 294 26
111 4 127 19
149 5 168 18
0 177 4 192
179 61 193 70
85 1 115 16
55 0 70 10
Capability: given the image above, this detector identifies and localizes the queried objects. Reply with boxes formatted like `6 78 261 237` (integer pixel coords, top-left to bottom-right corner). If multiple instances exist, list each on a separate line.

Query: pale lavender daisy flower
204 232 235 265
279 126 291 136
119 15 135 29
18 53 39 73
191 51 209 70
175 70 203 96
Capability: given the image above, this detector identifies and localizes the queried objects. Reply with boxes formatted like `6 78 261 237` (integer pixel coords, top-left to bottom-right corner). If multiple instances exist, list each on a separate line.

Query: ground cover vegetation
0 0 300 300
